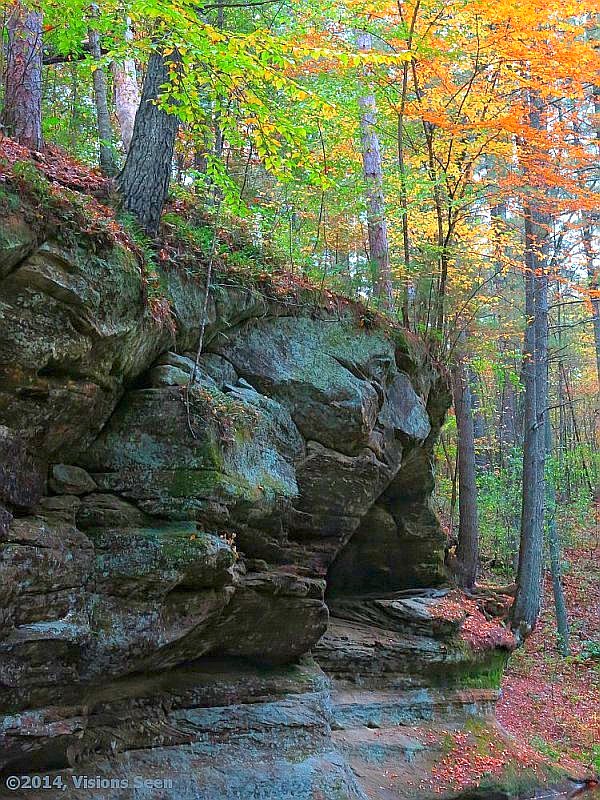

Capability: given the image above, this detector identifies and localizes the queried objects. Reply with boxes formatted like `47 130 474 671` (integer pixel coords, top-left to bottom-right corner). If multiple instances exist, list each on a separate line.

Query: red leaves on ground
0 137 31 179
431 590 516 651
428 727 549 794
34 144 109 195
497 543 600 770
461 611 515 651
0 137 144 257
0 137 109 195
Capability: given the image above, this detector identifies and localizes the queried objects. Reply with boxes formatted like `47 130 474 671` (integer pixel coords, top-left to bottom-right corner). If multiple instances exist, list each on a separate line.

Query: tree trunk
357 31 394 311
581 53 600 388
397 114 411 326
2 1 43 150
582 220 600 388
545 402 570 655
111 19 140 154
117 50 179 236
512 88 550 639
487 158 516 470
88 7 118 176
512 207 548 638
452 349 480 589
469 371 487 467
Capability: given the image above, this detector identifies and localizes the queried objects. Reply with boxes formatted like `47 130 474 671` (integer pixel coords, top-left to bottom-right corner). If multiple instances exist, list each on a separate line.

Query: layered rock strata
0 212 512 799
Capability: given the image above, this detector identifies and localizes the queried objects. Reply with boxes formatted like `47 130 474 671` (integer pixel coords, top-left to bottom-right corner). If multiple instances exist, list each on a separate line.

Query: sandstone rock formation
0 210 513 799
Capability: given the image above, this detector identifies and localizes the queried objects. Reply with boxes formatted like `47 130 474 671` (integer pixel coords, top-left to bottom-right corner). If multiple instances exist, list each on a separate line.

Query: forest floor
497 533 600 776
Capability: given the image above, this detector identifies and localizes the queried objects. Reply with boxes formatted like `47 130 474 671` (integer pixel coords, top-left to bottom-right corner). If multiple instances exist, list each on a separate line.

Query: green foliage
475 450 522 574
0 183 21 213
118 211 174 323
225 245 263 272
11 160 53 203
578 640 600 662
588 745 600 773
529 735 562 761
161 211 214 254
42 65 101 165
460 660 505 690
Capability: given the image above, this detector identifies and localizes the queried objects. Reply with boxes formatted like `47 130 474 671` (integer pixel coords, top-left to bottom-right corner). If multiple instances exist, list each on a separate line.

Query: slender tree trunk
512 208 548 638
211 0 225 201
397 113 411 326
117 50 179 236
436 246 450 336
545 384 570 655
512 88 550 639
111 19 140 154
470 371 487 467
499 371 517 468
582 49 600 387
357 31 394 311
2 1 43 150
440 433 458 536
68 64 79 150
88 6 118 176
452 342 480 589
215 0 224 161
487 165 516 470
582 220 600 387
557 359 570 502
559 361 594 494
396 0 419 327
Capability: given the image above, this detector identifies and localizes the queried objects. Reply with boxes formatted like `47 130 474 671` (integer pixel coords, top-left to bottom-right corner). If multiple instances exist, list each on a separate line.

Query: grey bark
88 7 118 176
2 1 43 150
357 31 394 311
397 114 411 326
545 405 570 655
582 220 600 388
452 344 480 589
512 206 549 638
117 50 179 236
512 89 550 639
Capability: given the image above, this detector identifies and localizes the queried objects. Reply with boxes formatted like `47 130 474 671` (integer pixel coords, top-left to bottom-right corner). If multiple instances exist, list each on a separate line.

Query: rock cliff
0 198 514 800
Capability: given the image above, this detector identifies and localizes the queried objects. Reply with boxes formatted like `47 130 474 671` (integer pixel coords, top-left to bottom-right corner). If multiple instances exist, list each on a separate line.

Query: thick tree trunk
117 50 179 236
357 31 394 311
2 1 43 150
88 7 118 176
111 20 140 154
452 349 480 589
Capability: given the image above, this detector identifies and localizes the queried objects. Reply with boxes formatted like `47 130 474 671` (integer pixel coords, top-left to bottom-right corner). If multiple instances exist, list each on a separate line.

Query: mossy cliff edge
0 186 521 800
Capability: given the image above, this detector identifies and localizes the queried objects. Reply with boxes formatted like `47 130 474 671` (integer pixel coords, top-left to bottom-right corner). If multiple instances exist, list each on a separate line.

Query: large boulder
80 383 304 527
0 204 521 800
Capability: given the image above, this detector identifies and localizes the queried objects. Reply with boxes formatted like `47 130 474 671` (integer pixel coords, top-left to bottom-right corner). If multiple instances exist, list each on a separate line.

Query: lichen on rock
0 209 521 799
